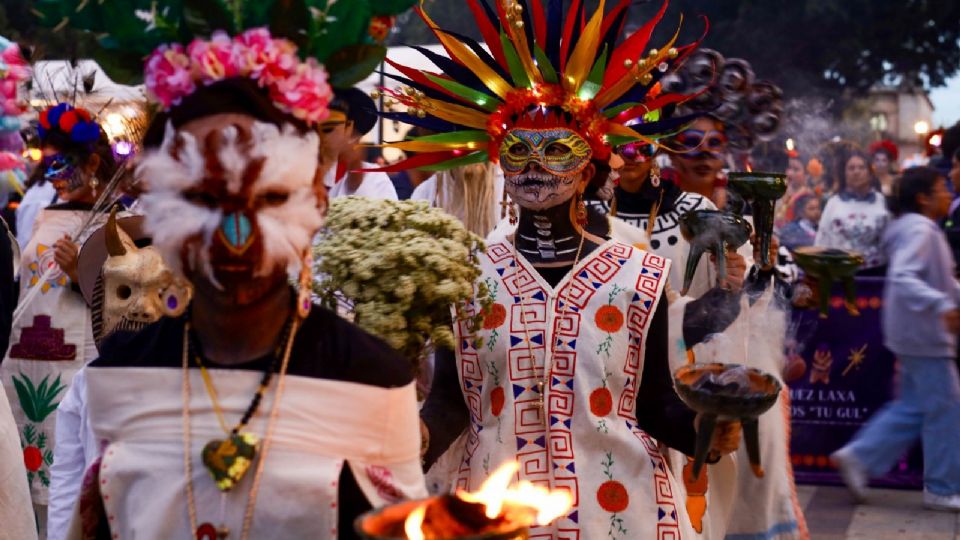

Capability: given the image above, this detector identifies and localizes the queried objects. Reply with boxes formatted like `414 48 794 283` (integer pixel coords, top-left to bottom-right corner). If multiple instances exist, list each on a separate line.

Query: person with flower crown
0 101 119 535
34 1 424 538
373 1 744 537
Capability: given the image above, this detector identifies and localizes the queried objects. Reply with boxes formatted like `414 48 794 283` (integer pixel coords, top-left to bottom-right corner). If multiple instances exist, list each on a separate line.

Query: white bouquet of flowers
313 196 487 366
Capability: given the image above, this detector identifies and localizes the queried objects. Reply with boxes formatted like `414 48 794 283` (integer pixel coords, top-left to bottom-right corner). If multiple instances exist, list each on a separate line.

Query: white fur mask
137 120 324 287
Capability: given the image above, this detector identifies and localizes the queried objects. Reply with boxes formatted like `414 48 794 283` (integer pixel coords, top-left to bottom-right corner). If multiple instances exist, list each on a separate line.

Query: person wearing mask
320 88 398 200
0 103 117 534
815 149 890 273
779 194 821 251
832 166 960 511
670 116 730 208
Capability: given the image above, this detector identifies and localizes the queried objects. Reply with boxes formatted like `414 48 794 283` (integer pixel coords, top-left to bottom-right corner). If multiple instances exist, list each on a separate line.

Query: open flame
403 461 573 539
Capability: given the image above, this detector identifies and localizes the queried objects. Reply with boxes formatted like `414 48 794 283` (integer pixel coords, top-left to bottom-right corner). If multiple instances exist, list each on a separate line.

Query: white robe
324 163 398 200
450 228 694 539
80 367 426 539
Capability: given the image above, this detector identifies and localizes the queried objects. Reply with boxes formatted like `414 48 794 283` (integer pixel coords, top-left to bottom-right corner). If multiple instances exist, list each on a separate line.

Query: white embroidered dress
1 207 106 505
453 233 692 539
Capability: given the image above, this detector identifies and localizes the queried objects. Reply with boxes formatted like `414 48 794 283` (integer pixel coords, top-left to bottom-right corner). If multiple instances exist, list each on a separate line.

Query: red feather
559 0 582 72
600 0 633 40
358 151 460 173
603 0 670 89
466 0 509 70
384 59 463 103
528 0 548 51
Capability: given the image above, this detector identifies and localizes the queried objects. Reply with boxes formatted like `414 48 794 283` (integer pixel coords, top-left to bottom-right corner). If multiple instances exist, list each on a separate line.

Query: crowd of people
0 1 958 540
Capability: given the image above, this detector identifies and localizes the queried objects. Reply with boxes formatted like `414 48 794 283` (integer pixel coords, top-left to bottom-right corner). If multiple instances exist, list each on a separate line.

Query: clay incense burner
790 246 865 318
674 363 782 481
355 497 529 540
679 209 753 295
726 172 787 268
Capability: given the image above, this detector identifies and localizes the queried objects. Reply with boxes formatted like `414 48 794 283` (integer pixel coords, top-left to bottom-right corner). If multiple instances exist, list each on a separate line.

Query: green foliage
23 0 415 86
11 372 66 424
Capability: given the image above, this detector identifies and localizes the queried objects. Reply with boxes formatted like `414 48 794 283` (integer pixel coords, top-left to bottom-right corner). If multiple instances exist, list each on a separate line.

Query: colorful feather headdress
374 0 707 173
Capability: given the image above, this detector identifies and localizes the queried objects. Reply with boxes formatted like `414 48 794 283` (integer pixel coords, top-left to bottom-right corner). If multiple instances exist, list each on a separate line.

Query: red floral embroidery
597 480 629 513
366 465 404 503
490 387 505 416
482 303 507 329
595 305 624 333
589 387 613 417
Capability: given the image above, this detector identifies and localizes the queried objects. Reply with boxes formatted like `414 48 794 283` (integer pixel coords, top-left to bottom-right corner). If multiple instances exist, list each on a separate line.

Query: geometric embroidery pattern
453 239 675 538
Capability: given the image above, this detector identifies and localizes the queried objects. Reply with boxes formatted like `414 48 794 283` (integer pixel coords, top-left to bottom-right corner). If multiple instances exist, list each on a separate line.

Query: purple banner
787 277 922 488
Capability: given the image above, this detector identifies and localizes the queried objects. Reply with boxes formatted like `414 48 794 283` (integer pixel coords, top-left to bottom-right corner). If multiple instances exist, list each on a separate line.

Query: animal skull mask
136 120 324 289
97 212 192 344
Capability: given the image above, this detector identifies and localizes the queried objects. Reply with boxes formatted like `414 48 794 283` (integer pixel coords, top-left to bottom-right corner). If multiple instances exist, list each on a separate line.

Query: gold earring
297 250 313 319
576 192 588 226
650 161 661 188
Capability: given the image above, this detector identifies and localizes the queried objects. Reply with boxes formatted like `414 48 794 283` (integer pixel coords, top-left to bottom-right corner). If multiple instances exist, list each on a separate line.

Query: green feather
420 150 490 172
423 74 500 112
499 32 530 89
578 44 608 101
408 130 489 144
534 45 558 84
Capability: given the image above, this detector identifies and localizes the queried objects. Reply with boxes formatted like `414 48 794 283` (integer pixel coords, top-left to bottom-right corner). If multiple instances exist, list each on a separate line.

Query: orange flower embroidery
589 387 613 417
490 386 505 416
482 303 507 329
597 480 629 513
595 305 624 333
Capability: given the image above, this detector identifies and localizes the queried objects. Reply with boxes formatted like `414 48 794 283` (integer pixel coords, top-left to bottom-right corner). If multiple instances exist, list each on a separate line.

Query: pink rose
235 28 298 85
187 31 240 83
269 58 332 124
144 43 195 108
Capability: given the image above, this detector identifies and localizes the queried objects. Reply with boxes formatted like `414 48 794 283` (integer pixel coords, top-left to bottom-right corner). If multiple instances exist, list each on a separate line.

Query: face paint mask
674 129 728 160
137 121 324 297
43 153 86 191
499 128 593 178
499 128 592 211
617 142 656 163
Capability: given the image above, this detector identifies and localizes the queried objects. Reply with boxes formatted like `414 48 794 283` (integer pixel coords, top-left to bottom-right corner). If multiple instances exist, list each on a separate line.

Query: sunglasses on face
674 129 728 158
616 142 656 163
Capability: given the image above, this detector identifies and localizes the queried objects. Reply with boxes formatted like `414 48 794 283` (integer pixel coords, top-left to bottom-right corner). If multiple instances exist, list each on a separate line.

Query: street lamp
914 120 930 136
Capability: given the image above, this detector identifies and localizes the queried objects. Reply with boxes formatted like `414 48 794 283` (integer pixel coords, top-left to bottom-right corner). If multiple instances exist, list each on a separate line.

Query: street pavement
798 484 960 539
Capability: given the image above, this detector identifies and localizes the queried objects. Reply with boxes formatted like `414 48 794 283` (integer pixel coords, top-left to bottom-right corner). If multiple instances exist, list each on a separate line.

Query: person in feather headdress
374 1 744 537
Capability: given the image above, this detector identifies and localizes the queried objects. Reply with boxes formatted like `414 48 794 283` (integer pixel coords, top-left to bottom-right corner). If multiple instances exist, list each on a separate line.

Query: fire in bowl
674 363 782 481
355 462 572 540
679 209 753 295
791 246 865 318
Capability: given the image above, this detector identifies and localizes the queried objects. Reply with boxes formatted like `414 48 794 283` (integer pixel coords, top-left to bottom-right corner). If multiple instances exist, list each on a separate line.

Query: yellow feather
420 4 514 99
562 0 606 94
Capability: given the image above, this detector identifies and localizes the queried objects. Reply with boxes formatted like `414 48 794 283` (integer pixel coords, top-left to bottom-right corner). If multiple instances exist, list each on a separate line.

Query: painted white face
100 223 192 339
136 120 324 291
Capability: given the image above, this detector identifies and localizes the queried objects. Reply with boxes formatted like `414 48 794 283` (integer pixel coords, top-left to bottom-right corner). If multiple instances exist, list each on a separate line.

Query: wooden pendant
201 432 259 492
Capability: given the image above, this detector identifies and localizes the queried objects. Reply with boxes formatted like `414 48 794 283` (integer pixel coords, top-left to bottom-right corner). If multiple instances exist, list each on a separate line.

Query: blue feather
409 45 490 95
440 30 512 83
378 111 461 132
545 0 563 68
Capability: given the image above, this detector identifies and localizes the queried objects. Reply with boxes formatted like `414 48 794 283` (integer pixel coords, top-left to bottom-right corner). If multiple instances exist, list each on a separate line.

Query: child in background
779 194 821 251
832 166 960 511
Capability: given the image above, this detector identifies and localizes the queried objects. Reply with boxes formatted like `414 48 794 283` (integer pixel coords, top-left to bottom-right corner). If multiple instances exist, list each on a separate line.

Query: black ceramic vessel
674 363 782 481
726 172 787 268
679 209 753 295
791 246 865 318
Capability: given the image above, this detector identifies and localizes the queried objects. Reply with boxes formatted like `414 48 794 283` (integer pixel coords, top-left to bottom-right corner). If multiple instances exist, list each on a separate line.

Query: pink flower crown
144 28 332 126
